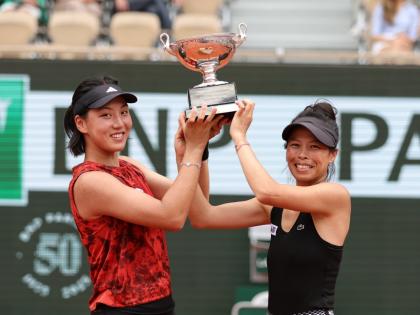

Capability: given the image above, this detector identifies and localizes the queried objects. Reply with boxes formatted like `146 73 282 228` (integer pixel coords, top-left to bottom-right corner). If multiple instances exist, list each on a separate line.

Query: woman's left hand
230 99 255 143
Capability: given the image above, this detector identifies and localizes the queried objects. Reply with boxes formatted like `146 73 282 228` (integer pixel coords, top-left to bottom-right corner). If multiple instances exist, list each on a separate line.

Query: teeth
111 133 123 139
296 164 312 170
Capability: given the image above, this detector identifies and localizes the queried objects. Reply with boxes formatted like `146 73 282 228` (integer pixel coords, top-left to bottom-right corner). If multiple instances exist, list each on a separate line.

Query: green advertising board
0 75 26 204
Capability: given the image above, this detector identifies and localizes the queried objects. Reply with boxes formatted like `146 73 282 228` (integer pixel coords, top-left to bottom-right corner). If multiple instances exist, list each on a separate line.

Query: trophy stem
196 61 227 87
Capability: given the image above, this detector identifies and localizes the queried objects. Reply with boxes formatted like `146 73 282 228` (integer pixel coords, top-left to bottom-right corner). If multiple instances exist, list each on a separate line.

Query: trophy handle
235 23 248 47
160 33 175 56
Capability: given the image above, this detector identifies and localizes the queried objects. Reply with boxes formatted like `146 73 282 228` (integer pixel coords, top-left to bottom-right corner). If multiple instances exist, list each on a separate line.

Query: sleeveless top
68 159 172 311
267 207 343 315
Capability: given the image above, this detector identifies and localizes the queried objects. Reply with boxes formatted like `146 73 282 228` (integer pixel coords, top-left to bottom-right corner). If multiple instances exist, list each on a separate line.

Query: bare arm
230 100 351 216
188 189 271 229
174 125 210 199
125 156 210 201
74 107 218 231
120 156 172 200
235 143 350 215
167 110 270 229
74 165 199 231
198 160 209 198
174 114 227 200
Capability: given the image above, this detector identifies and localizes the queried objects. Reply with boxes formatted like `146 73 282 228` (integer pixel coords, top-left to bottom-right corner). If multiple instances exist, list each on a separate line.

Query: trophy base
185 102 238 119
186 82 238 119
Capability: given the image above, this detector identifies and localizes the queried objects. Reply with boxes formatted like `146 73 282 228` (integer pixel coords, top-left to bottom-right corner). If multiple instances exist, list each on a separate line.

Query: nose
297 147 308 159
112 114 124 128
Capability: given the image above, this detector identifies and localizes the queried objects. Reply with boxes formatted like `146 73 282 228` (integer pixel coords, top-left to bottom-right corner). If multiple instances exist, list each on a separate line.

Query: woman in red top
64 75 223 315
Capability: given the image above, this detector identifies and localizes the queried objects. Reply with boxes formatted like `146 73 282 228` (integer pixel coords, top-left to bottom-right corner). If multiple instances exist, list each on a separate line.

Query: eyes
99 109 130 118
288 142 322 150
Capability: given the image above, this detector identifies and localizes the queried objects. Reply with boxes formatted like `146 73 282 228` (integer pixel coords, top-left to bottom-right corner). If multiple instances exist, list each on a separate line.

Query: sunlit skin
286 126 338 187
74 96 132 167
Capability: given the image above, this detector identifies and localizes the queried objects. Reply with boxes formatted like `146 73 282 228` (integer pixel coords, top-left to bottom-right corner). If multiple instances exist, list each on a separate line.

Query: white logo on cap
106 87 118 93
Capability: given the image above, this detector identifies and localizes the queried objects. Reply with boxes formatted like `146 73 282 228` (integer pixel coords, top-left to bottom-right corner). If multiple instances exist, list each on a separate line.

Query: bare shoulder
73 171 125 219
311 183 351 244
309 182 351 215
324 182 349 196
119 156 155 177
120 156 172 198
74 171 121 194
321 182 351 213
119 156 145 170
317 182 350 199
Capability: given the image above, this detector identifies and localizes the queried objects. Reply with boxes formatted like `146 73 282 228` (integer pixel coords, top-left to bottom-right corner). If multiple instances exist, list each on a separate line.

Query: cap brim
282 121 335 148
88 92 137 109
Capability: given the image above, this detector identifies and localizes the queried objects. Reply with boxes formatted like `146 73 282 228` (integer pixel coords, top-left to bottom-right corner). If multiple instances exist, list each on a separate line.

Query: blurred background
1 0 420 314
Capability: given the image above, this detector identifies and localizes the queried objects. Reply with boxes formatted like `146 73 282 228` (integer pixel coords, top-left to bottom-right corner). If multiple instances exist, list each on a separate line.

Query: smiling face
75 96 132 163
286 126 337 186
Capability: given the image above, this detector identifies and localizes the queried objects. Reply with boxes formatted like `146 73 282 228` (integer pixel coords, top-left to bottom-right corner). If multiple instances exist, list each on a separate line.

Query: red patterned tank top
68 159 172 311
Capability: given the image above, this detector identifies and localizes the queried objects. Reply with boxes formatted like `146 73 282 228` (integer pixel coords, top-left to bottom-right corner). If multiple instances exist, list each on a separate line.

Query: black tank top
267 207 343 315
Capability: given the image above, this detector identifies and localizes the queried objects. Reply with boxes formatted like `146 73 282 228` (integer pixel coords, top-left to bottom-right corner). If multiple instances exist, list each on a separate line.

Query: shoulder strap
270 207 283 225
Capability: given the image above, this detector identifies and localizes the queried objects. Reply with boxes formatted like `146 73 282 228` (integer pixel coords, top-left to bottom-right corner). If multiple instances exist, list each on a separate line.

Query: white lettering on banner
17 212 91 298
23 92 420 198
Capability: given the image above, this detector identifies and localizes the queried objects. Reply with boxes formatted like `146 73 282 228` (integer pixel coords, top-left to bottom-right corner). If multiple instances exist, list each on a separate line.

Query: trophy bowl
160 23 247 117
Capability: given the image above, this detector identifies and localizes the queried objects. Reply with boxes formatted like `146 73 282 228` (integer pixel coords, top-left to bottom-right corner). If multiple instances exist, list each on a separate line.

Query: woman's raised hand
178 105 222 152
230 99 255 144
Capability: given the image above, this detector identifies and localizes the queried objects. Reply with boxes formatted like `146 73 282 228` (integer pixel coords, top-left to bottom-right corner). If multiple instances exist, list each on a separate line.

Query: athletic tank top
267 207 343 315
68 159 172 311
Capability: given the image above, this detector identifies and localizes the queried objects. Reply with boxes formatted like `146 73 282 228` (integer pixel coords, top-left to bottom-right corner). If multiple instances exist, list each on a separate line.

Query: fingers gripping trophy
160 23 247 118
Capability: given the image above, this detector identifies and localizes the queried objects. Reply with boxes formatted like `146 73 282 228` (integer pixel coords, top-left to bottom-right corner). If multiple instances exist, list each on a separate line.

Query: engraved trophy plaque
160 23 247 118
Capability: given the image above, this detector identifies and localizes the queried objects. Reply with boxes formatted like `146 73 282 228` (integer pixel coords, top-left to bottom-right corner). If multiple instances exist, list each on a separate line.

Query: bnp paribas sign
1 75 420 202
0 75 27 205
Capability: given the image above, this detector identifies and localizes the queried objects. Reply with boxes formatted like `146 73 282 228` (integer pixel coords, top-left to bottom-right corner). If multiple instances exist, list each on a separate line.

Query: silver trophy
160 23 247 118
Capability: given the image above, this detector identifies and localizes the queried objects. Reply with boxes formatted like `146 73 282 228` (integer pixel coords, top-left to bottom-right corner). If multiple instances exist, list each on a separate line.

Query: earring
327 162 335 181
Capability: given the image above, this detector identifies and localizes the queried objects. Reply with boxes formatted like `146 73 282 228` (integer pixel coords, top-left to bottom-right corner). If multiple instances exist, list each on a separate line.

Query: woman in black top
178 99 351 315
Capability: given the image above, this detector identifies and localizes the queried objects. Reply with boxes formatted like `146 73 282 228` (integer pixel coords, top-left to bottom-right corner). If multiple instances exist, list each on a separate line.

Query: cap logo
106 87 118 93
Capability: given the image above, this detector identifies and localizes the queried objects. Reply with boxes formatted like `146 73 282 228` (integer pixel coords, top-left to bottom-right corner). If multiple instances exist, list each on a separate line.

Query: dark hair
318 100 338 181
64 75 119 156
298 100 338 125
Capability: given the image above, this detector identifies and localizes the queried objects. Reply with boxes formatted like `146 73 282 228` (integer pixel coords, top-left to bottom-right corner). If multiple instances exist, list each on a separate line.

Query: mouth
295 163 314 171
110 132 125 140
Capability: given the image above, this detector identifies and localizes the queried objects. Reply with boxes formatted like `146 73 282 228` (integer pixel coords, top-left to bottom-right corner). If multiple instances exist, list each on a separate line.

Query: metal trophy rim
159 23 247 87
160 23 247 56
160 23 247 117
